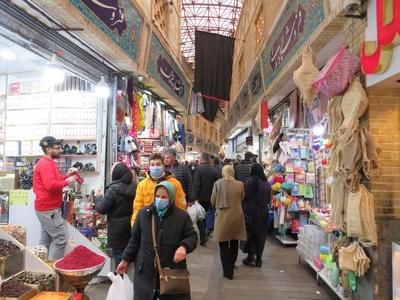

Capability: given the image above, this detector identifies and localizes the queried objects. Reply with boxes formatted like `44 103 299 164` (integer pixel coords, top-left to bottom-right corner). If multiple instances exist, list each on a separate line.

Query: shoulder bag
152 215 190 295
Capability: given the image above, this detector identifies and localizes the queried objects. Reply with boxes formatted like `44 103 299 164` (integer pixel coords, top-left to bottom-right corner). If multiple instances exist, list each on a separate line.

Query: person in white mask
130 153 187 226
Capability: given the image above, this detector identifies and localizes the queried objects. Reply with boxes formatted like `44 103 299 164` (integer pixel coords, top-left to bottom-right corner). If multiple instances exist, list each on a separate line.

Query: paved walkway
86 237 337 299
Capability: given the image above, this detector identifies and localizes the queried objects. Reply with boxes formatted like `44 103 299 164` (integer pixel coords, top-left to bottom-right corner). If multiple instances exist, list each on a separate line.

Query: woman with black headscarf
95 162 137 267
242 164 271 267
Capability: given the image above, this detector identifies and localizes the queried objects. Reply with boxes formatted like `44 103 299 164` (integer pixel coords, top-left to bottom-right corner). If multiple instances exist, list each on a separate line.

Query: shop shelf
301 257 349 300
275 235 297 246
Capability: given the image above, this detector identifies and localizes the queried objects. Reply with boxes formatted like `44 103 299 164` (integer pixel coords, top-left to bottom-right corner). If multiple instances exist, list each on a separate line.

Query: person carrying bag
117 181 197 300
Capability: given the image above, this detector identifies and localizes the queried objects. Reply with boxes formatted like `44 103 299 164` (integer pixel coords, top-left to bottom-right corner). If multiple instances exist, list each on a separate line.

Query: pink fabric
313 46 360 97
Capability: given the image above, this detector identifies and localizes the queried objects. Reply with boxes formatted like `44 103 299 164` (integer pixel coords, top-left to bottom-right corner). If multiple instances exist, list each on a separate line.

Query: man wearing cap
234 151 255 183
33 136 77 259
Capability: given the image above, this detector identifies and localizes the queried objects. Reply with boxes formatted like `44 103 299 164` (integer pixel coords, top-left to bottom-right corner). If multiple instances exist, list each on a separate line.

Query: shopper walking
33 136 77 260
212 156 223 179
242 164 271 267
164 148 194 202
211 165 246 279
117 181 197 300
131 153 186 225
95 162 137 267
234 151 255 183
193 152 219 245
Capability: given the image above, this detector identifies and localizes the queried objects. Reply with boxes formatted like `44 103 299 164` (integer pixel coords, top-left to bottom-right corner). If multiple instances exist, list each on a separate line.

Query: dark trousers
219 240 239 277
197 201 211 244
112 248 124 268
247 230 267 261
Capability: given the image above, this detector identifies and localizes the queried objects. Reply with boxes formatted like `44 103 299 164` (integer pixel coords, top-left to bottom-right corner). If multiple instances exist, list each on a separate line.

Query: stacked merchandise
269 130 316 244
293 45 379 297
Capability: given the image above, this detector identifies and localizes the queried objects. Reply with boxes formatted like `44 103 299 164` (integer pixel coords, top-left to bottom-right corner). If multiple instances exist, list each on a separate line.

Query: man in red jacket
33 136 76 259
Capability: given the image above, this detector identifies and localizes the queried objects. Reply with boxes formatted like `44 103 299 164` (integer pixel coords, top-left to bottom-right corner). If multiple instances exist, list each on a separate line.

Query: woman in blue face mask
117 181 198 300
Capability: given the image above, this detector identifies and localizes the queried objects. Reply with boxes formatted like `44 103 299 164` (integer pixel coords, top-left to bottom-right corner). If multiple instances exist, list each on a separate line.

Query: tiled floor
85 237 337 299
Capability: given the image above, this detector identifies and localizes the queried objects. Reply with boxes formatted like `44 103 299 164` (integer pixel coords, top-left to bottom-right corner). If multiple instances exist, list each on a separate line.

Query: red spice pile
55 246 105 270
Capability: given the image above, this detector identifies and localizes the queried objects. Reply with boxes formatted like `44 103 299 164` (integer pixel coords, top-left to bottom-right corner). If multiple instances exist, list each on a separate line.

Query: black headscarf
250 164 267 182
111 163 133 185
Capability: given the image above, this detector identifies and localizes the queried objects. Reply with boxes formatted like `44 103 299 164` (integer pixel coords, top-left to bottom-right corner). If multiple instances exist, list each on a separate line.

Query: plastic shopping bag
187 203 198 224
106 272 133 300
194 201 206 220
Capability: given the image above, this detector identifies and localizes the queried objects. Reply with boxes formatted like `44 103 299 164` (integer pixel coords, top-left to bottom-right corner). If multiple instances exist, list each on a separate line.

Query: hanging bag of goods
293 46 319 107
312 46 360 97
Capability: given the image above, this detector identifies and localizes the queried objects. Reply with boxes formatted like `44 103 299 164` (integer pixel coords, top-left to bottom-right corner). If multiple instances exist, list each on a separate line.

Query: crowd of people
32 136 271 300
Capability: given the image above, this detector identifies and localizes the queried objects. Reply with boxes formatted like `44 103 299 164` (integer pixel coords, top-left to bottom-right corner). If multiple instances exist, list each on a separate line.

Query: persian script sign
270 5 306 70
157 56 185 98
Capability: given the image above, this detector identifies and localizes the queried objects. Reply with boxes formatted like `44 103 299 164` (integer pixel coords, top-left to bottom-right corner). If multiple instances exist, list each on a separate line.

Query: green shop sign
147 34 191 108
70 0 143 62
261 0 324 87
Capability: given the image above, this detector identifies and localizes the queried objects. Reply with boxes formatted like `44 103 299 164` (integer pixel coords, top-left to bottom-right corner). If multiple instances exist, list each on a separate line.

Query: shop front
222 1 398 299
0 1 118 285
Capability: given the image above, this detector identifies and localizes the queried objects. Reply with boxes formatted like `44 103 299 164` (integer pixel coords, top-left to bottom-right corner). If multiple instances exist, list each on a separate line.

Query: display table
8 190 111 277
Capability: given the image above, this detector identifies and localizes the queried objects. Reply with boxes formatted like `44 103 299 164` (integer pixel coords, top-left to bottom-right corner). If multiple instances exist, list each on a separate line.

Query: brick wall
367 87 400 300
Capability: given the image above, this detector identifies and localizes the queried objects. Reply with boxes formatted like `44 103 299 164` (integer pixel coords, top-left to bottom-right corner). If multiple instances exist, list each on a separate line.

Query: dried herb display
15 271 55 291
0 239 20 257
0 279 33 297
55 246 105 270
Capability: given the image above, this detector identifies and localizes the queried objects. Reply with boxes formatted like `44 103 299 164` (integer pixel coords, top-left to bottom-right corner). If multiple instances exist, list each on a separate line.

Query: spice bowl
53 257 105 300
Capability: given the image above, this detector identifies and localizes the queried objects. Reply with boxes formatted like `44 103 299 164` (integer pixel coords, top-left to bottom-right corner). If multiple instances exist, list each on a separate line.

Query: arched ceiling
181 0 244 66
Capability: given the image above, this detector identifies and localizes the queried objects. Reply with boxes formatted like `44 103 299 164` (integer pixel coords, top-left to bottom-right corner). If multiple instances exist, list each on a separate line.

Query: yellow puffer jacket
131 172 187 225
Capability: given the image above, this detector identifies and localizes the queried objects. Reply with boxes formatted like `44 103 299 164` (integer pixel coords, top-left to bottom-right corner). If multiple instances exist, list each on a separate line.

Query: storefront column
367 87 400 300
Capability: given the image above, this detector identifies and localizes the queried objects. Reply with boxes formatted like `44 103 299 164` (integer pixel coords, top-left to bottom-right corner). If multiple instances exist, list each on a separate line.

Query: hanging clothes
189 92 205 115
177 123 186 149
130 93 139 137
136 93 145 132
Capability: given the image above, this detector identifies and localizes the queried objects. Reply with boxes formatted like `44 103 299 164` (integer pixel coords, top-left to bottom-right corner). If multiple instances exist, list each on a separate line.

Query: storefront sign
270 6 305 70
70 0 143 61
261 0 324 87
245 136 253 146
361 0 400 74
239 83 250 115
147 34 191 108
9 190 29 206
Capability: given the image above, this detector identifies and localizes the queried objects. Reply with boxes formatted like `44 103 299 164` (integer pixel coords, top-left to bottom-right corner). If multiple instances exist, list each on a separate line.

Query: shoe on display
72 161 84 170
91 143 97 155
84 144 92 155
76 141 82 154
70 146 78 154
63 144 71 154
82 163 95 172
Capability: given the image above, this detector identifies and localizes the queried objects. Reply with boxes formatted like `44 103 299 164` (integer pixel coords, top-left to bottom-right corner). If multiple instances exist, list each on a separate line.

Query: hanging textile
254 99 269 135
129 93 139 137
189 92 205 115
136 94 145 132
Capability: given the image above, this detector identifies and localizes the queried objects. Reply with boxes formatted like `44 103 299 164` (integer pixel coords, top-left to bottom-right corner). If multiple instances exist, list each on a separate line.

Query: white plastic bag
194 201 206 220
106 272 133 300
187 203 198 224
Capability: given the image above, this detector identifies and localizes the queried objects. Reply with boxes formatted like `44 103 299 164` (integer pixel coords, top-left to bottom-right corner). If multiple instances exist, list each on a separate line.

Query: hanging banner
70 0 143 62
249 59 264 104
261 0 325 87
147 34 191 108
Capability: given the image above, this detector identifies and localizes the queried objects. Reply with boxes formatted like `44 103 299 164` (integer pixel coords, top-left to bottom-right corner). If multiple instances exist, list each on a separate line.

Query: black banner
194 31 234 122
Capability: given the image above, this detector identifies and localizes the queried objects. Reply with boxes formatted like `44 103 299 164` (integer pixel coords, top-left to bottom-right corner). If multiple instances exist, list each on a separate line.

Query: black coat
122 205 198 300
243 177 271 236
234 159 254 183
169 162 194 201
193 162 219 203
95 182 136 249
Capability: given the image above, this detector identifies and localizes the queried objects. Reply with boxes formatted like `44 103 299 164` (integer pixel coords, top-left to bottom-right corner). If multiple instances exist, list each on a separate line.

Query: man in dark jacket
164 148 194 202
193 152 219 245
95 163 136 266
234 151 255 183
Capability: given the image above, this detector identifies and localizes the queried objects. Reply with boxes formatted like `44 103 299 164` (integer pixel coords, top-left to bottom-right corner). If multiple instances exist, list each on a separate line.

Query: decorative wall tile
69 0 143 62
147 34 191 108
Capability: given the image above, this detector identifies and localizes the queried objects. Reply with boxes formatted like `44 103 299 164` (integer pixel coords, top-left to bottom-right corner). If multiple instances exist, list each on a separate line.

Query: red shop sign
361 0 400 74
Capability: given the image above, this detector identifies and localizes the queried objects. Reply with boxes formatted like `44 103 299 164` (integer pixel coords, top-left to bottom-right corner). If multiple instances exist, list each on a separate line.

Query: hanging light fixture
44 54 65 86
95 76 110 98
